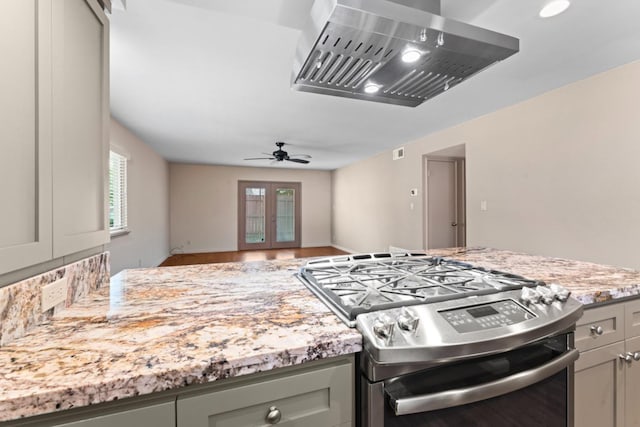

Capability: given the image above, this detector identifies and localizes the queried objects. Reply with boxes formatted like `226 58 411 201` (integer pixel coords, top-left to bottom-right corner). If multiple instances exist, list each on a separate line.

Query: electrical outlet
42 277 68 312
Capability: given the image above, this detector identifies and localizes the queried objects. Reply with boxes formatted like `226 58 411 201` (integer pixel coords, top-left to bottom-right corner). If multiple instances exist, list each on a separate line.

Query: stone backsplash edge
0 252 110 346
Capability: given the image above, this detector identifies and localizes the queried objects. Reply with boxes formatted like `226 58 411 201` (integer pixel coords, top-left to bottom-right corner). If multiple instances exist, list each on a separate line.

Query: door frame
423 156 466 249
237 181 301 251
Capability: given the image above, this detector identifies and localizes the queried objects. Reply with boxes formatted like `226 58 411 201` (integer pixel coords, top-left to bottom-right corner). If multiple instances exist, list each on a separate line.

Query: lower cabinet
575 300 640 427
575 341 625 427
51 402 175 427
177 359 354 427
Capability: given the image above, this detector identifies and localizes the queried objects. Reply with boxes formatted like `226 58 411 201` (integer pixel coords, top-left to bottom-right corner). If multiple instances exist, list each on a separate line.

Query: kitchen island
0 259 361 424
1 247 640 424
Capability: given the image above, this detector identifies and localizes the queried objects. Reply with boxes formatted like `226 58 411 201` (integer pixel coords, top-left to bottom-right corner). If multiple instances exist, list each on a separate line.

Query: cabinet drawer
576 304 625 352
52 402 175 427
177 360 353 427
625 299 640 339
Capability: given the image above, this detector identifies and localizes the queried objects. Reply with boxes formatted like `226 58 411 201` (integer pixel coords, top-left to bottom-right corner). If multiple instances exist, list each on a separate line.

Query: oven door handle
388 348 579 416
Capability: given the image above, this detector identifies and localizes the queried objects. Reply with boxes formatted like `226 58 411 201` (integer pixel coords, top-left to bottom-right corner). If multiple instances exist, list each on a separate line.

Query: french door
238 181 301 250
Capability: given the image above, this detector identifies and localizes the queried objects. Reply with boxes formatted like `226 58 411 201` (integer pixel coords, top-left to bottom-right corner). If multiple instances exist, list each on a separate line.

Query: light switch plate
42 277 68 312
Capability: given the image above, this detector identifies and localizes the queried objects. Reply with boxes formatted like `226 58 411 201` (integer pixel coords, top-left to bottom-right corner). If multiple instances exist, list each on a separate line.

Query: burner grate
298 253 544 325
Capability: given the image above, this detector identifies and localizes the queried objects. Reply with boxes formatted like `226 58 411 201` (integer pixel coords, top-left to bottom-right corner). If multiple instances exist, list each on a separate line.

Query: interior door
238 181 301 250
426 159 458 249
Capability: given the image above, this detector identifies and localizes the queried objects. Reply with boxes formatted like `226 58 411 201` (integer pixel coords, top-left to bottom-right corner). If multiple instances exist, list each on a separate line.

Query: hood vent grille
291 0 519 107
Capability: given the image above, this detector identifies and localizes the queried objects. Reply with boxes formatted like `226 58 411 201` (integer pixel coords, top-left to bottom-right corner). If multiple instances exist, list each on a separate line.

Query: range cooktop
297 252 544 326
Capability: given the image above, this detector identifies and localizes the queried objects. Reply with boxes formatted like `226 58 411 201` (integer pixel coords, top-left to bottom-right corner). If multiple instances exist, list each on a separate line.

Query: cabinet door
52 401 175 427
51 0 109 257
625 336 640 427
575 341 625 427
177 361 353 427
0 0 53 274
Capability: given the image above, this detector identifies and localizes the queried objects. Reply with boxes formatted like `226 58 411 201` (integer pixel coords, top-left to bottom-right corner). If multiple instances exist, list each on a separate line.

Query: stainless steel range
297 252 584 427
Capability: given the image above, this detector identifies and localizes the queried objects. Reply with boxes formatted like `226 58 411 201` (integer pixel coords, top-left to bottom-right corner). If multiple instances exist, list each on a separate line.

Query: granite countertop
2 248 640 423
0 259 361 422
427 247 640 305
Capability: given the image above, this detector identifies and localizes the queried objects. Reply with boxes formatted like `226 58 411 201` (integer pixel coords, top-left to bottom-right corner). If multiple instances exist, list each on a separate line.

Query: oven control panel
440 299 535 333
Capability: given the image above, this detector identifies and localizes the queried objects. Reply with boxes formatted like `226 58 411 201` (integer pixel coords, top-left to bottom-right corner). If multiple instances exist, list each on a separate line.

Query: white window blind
109 150 128 232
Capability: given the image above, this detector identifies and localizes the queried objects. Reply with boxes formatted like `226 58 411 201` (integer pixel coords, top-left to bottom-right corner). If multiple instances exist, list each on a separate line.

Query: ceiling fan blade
244 157 275 160
286 158 310 164
289 154 312 159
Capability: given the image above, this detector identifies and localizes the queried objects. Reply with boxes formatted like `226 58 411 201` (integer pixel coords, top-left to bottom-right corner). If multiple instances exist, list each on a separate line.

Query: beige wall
170 164 332 253
108 119 170 274
333 60 640 269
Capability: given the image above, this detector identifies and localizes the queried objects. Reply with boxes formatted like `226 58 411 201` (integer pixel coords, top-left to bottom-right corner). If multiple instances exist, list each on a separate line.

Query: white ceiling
109 0 640 170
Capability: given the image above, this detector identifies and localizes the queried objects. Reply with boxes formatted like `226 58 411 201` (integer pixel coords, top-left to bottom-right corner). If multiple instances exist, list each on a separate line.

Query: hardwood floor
159 246 349 267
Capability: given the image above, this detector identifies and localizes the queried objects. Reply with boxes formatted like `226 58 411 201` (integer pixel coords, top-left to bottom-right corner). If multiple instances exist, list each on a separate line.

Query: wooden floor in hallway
159 246 349 267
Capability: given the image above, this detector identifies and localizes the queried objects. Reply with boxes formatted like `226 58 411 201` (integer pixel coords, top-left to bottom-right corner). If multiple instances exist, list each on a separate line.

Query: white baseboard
331 244 357 254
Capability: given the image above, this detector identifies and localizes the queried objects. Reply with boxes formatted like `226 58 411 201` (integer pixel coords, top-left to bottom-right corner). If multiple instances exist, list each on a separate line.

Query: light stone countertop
2 248 640 422
0 259 361 422
427 247 640 305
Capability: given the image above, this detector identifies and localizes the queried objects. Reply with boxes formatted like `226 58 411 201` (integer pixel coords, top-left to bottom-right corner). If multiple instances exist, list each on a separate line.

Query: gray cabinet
0 0 53 274
51 0 110 257
177 358 354 427
575 300 640 427
52 401 175 427
0 0 109 275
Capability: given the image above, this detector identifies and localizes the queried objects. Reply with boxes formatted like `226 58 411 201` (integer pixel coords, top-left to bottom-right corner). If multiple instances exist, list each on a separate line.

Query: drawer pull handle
620 353 633 363
266 406 282 424
590 325 604 336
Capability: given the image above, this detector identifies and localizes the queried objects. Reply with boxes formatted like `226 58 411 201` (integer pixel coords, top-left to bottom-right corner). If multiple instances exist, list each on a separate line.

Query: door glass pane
245 187 266 243
275 188 295 242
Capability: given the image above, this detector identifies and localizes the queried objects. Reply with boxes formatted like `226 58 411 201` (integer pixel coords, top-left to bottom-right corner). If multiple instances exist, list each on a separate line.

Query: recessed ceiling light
401 49 422 63
364 83 381 94
539 0 570 18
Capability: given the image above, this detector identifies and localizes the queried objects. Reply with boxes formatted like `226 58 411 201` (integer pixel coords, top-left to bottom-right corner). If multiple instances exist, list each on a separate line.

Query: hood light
401 49 422 63
539 0 570 18
364 83 381 94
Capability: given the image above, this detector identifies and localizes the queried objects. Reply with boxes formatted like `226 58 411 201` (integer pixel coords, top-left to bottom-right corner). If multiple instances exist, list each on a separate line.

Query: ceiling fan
244 142 311 164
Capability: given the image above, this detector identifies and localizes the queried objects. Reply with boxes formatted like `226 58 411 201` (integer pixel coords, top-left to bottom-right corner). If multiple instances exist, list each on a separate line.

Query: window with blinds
109 150 128 233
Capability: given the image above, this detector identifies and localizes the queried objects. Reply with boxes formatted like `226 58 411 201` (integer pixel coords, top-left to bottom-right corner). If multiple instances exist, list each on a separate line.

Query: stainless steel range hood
291 0 519 107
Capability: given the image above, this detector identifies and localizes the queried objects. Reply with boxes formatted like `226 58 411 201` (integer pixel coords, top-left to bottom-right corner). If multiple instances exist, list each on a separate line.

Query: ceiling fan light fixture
539 0 570 18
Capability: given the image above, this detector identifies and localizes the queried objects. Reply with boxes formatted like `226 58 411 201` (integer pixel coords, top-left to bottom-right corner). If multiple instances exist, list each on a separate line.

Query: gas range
297 252 582 367
298 252 584 426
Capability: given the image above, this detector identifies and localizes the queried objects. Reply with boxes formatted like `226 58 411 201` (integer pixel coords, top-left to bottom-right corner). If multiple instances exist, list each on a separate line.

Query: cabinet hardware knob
619 353 633 363
628 352 640 362
266 406 282 424
590 325 604 335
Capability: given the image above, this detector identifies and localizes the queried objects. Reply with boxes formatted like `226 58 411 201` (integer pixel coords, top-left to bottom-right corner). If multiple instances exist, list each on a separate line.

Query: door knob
628 352 640 362
451 222 458 227
590 325 604 335
619 353 633 363
265 406 282 424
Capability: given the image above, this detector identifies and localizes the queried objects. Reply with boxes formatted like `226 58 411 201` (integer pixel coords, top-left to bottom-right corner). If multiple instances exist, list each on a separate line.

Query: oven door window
383 336 570 427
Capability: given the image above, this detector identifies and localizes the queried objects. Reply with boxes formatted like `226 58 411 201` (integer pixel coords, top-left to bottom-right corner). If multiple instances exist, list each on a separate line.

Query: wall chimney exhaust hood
291 0 519 107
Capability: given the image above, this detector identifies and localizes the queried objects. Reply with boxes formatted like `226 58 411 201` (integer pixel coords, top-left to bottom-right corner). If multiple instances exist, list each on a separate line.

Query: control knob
520 287 541 305
535 285 555 305
372 314 395 340
549 284 571 302
397 307 419 332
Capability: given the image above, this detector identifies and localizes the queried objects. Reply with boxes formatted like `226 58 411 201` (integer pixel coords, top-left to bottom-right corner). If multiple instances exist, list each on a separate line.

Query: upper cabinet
52 0 110 257
0 0 54 274
0 0 109 275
